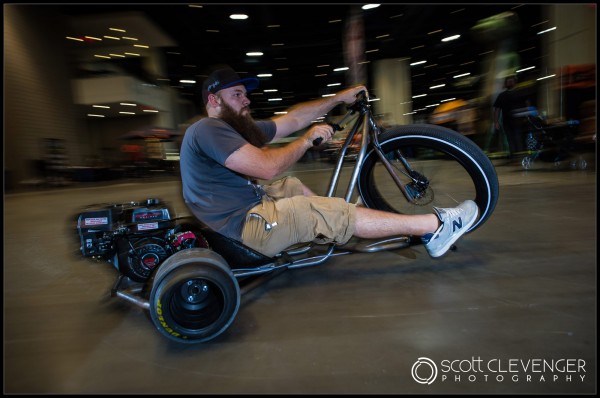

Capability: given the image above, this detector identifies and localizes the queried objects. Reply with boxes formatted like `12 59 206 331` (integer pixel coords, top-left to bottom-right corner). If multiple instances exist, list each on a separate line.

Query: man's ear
207 93 221 107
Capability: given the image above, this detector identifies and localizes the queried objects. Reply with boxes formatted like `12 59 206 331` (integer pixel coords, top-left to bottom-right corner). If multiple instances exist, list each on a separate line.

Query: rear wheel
149 248 240 344
358 124 499 232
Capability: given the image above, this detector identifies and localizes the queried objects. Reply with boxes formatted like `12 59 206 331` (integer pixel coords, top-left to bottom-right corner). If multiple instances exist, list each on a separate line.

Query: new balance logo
452 217 463 232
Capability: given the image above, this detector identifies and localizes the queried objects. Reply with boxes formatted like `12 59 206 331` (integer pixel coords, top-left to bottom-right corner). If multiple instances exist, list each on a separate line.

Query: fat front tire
149 248 240 344
358 124 499 232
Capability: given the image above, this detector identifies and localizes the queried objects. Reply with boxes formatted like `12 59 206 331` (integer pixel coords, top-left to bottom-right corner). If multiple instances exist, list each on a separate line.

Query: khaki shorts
241 176 357 257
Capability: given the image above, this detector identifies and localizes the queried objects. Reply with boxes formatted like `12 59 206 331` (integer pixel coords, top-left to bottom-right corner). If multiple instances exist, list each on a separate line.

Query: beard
218 101 269 147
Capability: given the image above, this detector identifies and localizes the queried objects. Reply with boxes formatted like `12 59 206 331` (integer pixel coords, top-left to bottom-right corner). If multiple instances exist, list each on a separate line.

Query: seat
176 217 275 269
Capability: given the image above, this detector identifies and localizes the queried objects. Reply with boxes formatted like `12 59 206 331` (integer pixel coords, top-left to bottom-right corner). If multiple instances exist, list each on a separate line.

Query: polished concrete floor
4 156 597 394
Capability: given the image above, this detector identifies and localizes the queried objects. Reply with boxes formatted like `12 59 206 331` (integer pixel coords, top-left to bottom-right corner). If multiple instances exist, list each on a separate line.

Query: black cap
202 68 259 105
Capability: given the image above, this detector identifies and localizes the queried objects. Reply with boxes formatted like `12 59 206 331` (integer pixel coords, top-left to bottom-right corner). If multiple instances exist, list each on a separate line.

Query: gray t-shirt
180 117 277 239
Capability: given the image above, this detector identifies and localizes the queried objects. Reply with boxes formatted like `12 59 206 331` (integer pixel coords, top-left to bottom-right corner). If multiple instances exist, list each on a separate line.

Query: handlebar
312 90 367 146
355 90 367 101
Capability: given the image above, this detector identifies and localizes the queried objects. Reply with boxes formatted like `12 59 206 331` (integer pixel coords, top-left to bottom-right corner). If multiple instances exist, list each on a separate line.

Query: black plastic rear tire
149 248 240 344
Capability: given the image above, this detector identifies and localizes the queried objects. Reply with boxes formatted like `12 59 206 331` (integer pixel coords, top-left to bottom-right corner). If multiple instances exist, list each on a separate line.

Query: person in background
180 67 478 258
493 74 527 158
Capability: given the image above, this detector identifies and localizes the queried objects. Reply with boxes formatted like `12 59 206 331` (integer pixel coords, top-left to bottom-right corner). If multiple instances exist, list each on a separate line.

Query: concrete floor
3 157 597 394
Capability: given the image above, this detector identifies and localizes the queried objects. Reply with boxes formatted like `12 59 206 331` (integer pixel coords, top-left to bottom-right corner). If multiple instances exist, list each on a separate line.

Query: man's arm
271 85 366 139
225 123 334 180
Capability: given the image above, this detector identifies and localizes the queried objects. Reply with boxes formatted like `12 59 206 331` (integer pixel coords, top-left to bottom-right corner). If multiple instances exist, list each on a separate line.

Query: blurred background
4 3 596 191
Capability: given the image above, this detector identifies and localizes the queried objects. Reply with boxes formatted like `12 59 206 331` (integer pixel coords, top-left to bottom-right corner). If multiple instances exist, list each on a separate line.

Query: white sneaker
422 200 479 258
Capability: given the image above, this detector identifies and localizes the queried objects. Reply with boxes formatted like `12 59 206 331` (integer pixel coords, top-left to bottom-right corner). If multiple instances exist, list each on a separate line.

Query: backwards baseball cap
202 67 259 105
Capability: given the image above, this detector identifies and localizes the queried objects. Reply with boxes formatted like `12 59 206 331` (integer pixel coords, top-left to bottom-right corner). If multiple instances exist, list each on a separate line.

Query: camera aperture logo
412 357 438 385
411 356 587 385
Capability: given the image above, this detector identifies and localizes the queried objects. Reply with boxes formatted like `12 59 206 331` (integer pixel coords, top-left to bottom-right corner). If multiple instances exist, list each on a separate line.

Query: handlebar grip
313 122 343 146
328 123 342 131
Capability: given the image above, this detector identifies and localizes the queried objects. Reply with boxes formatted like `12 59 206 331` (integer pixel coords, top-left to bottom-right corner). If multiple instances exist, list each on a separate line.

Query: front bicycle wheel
358 124 499 232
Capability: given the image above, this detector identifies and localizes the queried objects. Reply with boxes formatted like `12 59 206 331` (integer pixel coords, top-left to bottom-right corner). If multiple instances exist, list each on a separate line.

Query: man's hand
304 123 335 146
336 85 367 104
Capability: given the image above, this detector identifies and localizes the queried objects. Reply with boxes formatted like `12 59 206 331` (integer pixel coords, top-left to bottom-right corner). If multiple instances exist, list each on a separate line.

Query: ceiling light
441 35 460 42
537 27 556 35
362 4 380 10
537 74 556 81
516 66 535 73
230 14 248 20
246 52 263 56
453 73 470 78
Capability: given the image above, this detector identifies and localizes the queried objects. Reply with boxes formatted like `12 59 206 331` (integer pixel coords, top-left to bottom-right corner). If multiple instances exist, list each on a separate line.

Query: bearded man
180 67 477 258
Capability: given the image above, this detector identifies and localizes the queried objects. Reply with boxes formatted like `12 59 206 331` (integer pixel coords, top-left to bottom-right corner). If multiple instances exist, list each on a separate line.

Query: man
180 67 478 258
493 74 526 158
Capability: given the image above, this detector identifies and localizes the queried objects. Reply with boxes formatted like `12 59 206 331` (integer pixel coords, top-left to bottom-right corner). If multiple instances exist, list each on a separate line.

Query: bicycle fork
368 117 429 204
325 109 427 205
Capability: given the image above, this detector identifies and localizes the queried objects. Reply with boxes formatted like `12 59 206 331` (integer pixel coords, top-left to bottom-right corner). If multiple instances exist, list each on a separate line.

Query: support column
372 58 413 126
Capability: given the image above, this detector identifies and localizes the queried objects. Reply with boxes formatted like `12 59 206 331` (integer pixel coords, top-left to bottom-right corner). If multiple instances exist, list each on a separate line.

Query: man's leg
265 176 314 198
354 201 479 258
354 206 439 238
264 177 478 258
301 183 317 196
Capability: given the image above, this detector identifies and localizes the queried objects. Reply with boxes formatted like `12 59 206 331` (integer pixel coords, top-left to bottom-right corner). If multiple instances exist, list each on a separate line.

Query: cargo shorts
241 176 357 257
